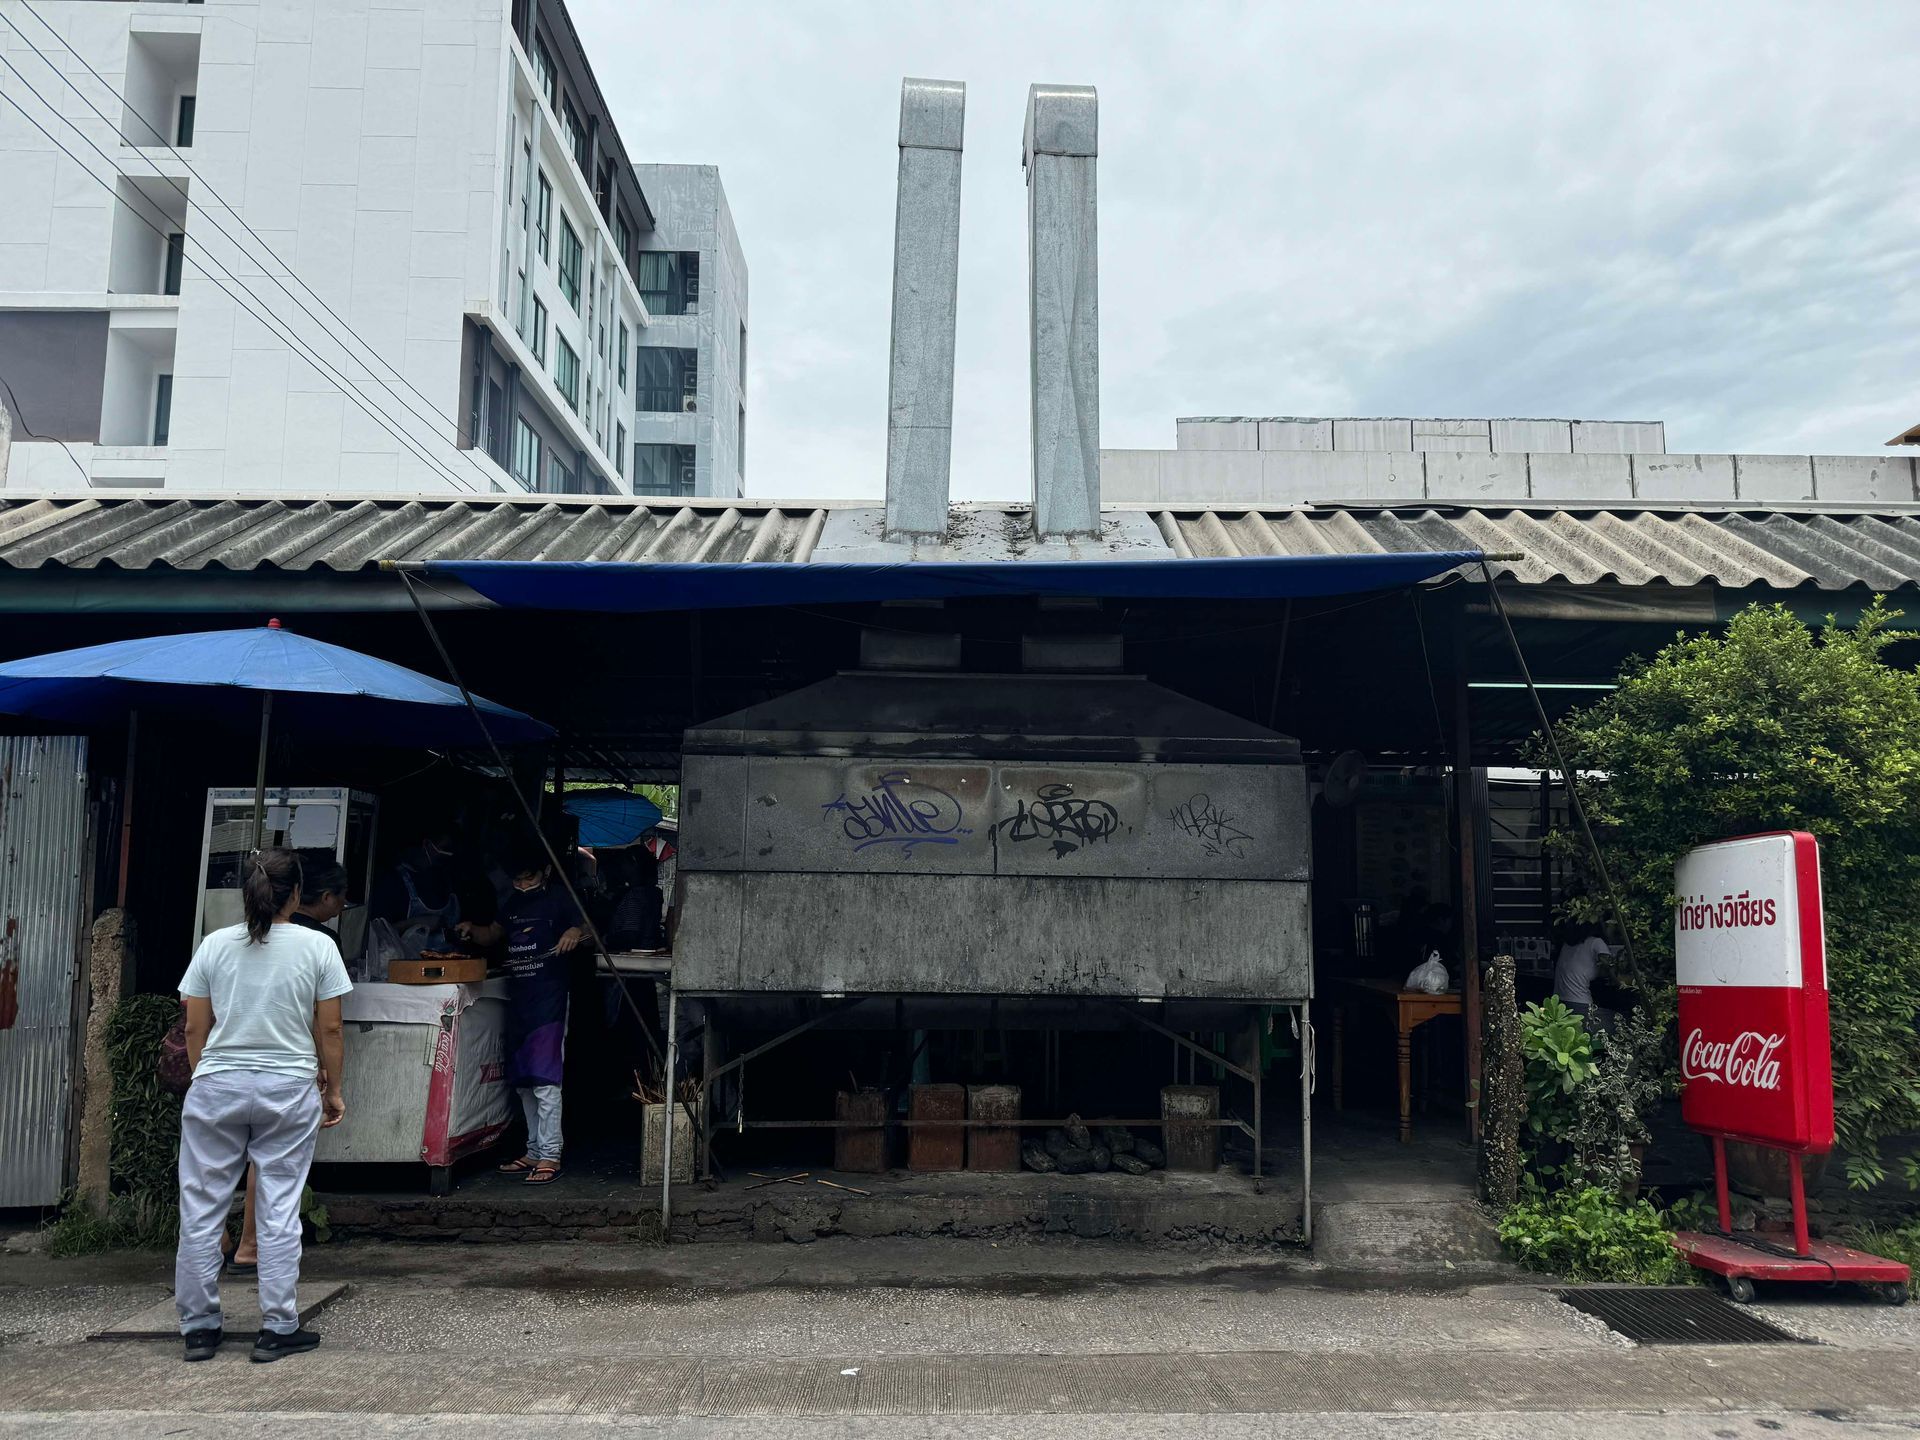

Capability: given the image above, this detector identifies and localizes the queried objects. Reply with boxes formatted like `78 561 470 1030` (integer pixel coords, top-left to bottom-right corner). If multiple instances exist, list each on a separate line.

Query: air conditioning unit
681 395 698 413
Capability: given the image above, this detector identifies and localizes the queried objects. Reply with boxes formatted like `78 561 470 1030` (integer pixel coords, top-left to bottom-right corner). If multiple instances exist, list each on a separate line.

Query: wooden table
1331 978 1464 1143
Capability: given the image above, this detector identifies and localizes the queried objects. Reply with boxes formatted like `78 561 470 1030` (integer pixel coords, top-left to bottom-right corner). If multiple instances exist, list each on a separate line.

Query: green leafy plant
1567 1004 1673 1194
301 1185 331 1244
1498 1183 1685 1283
1842 1220 1920 1270
1520 997 1594 1142
1545 600 1920 1188
1662 1190 1720 1233
47 994 183 1254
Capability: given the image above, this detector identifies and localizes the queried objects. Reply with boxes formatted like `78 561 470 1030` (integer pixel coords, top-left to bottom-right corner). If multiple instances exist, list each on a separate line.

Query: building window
486 380 509 467
163 231 185 296
562 97 587 173
175 95 195 147
616 321 628 390
546 452 572 494
633 443 695 497
557 218 581 311
512 415 540 487
152 374 173 446
738 322 747 390
530 297 547 364
533 32 557 112
519 141 531 232
614 421 625 477
738 402 745 477
536 171 552 261
554 335 579 410
515 268 528 337
637 347 696 412
636 251 698 315
614 211 631 269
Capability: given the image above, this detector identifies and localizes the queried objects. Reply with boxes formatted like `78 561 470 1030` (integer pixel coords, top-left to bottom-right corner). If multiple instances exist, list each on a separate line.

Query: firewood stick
746 1172 810 1190
815 1179 870 1196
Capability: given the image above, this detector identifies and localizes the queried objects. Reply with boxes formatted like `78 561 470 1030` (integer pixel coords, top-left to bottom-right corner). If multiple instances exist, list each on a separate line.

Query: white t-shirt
179 922 354 1081
1553 936 1612 1008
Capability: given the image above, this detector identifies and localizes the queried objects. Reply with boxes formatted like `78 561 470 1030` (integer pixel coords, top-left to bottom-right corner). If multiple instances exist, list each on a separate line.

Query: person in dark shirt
459 845 583 1184
605 849 664 952
288 856 348 950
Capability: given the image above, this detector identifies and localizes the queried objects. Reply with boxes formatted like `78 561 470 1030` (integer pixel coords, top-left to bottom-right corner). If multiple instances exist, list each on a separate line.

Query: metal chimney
883 78 966 539
1024 83 1100 538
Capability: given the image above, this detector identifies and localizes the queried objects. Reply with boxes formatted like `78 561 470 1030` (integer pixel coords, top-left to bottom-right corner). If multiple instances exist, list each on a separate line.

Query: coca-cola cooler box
1675 831 1833 1153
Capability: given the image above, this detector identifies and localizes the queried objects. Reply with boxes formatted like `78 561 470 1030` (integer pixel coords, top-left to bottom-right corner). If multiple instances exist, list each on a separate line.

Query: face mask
512 877 544 893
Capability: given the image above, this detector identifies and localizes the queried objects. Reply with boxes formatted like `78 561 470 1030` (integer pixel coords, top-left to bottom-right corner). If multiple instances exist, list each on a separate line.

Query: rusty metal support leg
1250 1008 1264 1194
660 981 678 1245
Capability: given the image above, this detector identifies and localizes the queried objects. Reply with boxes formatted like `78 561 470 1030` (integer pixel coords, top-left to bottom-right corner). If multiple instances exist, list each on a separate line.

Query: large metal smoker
671 657 1317 1232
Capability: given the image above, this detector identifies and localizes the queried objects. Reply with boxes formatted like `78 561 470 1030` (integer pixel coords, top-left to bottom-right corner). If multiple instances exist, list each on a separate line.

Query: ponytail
242 847 302 944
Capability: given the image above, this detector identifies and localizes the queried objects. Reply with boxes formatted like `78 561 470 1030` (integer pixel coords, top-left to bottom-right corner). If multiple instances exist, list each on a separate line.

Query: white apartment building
0 0 745 498
630 163 746 499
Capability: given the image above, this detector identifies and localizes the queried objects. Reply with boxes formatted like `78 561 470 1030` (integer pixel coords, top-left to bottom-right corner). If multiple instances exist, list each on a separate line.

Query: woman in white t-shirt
174 847 353 1365
1552 923 1613 1019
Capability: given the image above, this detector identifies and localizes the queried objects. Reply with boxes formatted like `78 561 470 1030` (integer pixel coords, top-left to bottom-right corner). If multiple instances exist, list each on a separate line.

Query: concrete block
1412 418 1490 452
1099 449 1163 502
1812 454 1916 504
1491 419 1571 453
1158 449 1261 503
1423 451 1530 501
1632 453 1736 502
91 1282 348 1340
1527 452 1633 501
1333 417 1411 451
1176 418 1257 451
1573 420 1665 454
1262 450 1423 504
1735 454 1814 503
1257 418 1332 451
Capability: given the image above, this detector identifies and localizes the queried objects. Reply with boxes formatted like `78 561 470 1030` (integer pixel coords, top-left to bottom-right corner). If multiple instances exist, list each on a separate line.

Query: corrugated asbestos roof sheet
2 495 1918 592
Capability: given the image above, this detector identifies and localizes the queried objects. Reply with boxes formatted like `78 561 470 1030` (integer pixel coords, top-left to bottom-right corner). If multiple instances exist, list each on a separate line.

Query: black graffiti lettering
1169 793 1255 859
993 783 1123 859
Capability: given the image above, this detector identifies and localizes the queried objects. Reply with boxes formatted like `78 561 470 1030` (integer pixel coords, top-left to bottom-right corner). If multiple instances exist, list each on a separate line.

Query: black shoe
183 1327 223 1362
249 1327 321 1363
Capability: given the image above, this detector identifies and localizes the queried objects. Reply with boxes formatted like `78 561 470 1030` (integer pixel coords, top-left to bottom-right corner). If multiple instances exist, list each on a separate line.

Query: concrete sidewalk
5 1236 1920 1429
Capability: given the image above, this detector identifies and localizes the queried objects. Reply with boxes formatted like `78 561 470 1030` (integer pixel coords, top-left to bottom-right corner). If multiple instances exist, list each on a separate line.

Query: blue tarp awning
423 552 1482 614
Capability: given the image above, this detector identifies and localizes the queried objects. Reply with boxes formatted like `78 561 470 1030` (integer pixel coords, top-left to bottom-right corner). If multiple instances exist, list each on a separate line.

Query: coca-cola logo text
1681 1029 1784 1091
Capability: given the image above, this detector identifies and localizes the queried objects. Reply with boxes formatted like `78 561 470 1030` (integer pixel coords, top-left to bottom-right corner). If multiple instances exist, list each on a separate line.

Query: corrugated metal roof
2 495 1918 592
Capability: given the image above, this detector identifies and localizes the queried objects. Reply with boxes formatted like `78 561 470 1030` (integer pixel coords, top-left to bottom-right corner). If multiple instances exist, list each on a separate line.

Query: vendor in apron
459 846 584 1185
370 829 465 962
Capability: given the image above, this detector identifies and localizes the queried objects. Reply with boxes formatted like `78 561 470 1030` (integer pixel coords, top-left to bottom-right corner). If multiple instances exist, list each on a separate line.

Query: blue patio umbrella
563 789 665 849
0 618 553 844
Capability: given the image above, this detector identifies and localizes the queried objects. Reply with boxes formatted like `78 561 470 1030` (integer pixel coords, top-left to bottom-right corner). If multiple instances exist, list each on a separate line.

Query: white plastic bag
1406 950 1450 994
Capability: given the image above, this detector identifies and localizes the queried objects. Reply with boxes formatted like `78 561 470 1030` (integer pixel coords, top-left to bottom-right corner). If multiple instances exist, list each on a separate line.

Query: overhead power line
0 63 483 494
5 0 510 495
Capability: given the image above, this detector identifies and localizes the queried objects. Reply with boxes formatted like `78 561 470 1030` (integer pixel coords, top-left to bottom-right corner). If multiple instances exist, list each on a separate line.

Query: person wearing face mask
458 841 584 1185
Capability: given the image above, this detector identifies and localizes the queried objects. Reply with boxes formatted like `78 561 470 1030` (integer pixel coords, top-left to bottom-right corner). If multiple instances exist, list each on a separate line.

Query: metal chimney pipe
883 78 966 539
1024 83 1100 538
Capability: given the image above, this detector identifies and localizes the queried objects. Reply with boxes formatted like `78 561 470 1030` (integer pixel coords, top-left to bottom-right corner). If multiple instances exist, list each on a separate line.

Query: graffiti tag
993 783 1124 859
822 771 972 856
1169 793 1255 859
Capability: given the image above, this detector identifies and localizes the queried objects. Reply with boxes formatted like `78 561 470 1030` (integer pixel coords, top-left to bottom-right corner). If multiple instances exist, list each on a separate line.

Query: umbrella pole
252 691 273 851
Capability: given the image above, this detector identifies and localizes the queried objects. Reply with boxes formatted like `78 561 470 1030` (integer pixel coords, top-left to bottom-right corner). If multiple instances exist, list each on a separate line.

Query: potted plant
1568 1004 1672 1199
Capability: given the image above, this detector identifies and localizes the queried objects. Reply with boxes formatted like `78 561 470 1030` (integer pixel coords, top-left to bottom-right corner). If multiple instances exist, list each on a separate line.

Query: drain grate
1554 1286 1803 1345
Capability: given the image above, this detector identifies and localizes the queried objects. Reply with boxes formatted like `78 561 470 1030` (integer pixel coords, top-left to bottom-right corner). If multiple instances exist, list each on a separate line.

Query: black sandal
496 1156 537 1175
525 1163 562 1185
221 1241 258 1279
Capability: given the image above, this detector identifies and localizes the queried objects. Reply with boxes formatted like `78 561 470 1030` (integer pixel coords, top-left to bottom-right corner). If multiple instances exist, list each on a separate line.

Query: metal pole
1300 1002 1313 1247
661 980 678 1244
115 710 137 909
1250 1008 1264 1196
1452 621 1483 1142
1478 560 1640 977
251 691 273 850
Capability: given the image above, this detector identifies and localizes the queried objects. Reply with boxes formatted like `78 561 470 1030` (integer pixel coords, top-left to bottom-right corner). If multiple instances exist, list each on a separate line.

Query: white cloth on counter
340 978 509 1026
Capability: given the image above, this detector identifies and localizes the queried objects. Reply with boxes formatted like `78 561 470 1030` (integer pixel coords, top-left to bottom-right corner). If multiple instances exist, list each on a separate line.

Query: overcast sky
572 1 1920 502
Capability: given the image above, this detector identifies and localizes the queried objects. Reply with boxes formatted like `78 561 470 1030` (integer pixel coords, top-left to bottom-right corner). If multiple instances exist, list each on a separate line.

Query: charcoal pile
1024 1114 1167 1175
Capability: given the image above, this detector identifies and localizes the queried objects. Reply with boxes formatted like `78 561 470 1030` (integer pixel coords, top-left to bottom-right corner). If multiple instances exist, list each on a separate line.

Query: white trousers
174 1070 321 1335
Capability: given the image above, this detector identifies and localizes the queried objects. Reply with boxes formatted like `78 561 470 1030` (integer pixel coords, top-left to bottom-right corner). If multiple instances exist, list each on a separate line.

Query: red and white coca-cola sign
1675 831 1832 1152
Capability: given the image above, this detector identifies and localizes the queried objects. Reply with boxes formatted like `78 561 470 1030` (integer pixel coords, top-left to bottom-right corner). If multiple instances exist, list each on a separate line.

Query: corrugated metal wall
0 734 89 1207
